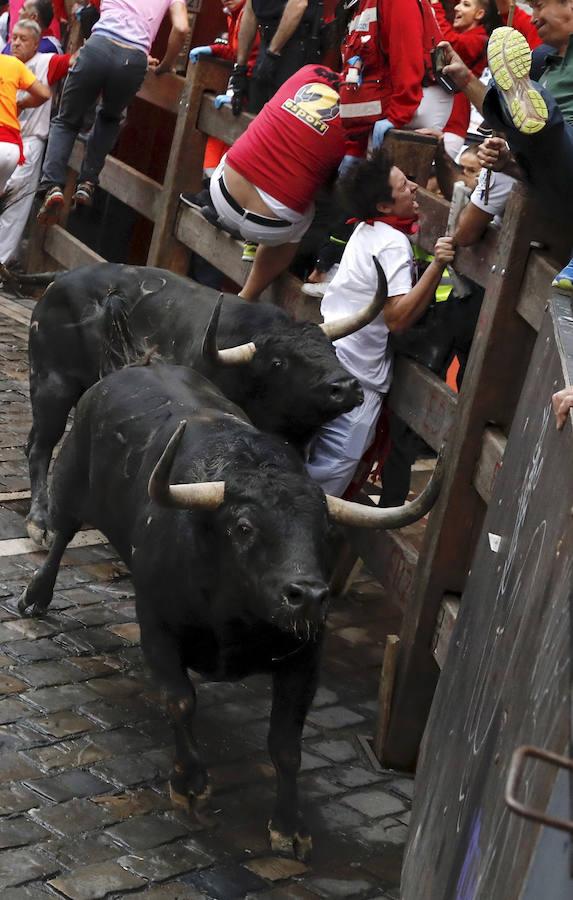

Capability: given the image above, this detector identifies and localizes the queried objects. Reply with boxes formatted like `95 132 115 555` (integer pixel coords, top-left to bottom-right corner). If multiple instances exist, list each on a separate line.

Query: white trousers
306 385 383 498
0 136 44 264
408 85 454 132
0 142 21 195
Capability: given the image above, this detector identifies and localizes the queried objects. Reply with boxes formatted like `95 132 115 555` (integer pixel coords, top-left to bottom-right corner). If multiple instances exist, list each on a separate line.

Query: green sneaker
487 26 548 135
242 241 258 263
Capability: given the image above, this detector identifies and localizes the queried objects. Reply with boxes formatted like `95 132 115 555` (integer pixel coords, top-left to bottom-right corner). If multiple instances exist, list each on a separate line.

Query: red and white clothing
339 0 452 156
226 65 346 214
211 66 346 245
306 220 415 496
0 51 70 263
432 3 488 156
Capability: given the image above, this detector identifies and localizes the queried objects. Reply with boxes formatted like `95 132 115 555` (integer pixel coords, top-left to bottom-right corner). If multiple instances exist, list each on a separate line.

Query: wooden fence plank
473 426 506 505
517 251 559 333
69 143 161 221
147 58 230 272
347 526 419 614
197 93 252 145
44 227 105 270
136 70 185 114
388 358 457 452
383 187 540 769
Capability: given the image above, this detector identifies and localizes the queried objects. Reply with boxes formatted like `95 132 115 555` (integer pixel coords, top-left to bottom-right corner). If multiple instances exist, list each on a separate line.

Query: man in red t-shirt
209 64 346 300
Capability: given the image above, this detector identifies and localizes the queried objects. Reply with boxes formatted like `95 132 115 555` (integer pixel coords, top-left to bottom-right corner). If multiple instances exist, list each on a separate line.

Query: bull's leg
26 375 80 546
267 641 322 861
139 620 210 819
18 522 79 616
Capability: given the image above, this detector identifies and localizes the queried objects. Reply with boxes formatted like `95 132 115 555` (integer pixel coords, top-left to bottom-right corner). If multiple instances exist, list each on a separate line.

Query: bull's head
199 261 389 447
149 421 444 632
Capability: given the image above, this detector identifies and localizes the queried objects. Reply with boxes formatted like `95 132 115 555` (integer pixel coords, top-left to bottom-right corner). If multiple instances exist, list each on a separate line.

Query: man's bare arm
269 0 309 54
454 203 494 246
236 0 259 66
383 237 455 333
154 2 190 75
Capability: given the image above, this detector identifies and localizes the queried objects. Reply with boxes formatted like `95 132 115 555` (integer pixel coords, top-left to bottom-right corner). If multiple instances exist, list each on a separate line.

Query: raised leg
267 640 322 861
18 522 79 616
26 373 80 545
139 619 209 818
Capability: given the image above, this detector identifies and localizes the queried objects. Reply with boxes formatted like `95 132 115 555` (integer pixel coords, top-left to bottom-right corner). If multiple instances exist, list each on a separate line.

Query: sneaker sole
487 27 548 135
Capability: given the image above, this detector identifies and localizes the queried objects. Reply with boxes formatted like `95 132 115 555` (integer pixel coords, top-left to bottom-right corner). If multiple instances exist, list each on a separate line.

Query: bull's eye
236 518 254 537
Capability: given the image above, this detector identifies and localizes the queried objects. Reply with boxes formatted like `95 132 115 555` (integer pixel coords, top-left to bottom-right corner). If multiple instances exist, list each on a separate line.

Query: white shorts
305 386 383 498
209 158 314 246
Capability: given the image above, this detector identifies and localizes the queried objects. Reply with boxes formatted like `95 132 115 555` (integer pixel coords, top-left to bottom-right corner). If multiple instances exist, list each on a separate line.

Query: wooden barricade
401 292 573 898
24 59 573 774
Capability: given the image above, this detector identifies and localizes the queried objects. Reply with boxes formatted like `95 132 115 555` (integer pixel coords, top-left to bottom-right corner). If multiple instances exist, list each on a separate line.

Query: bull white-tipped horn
201 294 256 366
326 445 445 528
148 420 225 510
320 257 388 342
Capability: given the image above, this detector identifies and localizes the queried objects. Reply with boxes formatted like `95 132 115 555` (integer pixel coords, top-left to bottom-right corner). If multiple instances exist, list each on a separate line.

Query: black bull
25 263 387 546
19 362 443 859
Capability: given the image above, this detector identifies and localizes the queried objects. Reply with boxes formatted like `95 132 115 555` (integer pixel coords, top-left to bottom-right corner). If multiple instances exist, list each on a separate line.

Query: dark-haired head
336 147 419 222
20 0 53 31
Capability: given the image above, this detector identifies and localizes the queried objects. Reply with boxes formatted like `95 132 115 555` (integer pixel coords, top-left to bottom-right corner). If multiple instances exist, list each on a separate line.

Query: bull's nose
329 376 363 404
283 580 329 610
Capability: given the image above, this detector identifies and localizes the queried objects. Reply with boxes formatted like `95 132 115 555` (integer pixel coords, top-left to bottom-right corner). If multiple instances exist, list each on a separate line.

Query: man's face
531 0 573 48
459 150 481 189
11 25 39 62
381 166 419 220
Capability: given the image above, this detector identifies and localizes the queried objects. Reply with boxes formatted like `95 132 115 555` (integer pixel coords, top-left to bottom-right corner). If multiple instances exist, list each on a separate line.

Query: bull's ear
200 294 256 367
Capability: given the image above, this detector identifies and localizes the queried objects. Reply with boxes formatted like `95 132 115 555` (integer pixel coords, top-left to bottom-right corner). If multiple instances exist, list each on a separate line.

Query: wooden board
44 227 106 270
388 358 457 452
402 295 573 898
69 143 162 221
473 426 506 505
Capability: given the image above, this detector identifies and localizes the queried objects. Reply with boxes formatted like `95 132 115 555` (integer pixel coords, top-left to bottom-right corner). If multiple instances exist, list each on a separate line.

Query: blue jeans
40 33 148 189
483 80 573 209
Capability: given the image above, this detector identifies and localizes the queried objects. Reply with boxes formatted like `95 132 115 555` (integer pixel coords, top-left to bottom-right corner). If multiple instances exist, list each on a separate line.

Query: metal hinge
505 745 573 834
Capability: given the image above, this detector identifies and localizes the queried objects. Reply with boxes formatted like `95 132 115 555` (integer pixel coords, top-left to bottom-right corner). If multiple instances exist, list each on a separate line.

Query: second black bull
25 263 387 545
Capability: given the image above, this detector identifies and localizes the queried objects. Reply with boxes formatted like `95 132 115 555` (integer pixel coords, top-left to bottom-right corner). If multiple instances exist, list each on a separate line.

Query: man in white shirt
306 149 455 497
37 0 189 221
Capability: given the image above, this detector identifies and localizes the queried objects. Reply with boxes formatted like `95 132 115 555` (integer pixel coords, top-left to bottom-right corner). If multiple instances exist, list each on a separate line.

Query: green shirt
540 35 573 127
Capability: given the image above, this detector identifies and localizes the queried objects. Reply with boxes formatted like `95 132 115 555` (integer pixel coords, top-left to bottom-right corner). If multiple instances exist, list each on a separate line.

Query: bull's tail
1 266 60 287
99 288 150 376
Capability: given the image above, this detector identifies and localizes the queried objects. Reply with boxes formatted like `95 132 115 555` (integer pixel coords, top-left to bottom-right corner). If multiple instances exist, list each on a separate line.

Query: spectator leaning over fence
439 0 573 290
305 148 455 497
431 0 497 158
209 64 347 300
0 19 69 264
226 0 324 116
36 0 190 223
3 1 62 54
0 38 49 192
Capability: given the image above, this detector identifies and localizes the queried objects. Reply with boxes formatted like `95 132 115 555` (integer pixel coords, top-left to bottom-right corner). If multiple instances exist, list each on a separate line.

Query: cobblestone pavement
0 294 410 899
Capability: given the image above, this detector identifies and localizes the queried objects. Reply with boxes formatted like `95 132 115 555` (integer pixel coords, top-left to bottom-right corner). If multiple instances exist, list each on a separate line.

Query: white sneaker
301 264 338 298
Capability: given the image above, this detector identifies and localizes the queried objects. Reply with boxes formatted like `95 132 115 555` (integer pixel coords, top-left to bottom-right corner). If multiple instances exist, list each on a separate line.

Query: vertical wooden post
374 635 400 762
147 57 229 273
382 187 541 770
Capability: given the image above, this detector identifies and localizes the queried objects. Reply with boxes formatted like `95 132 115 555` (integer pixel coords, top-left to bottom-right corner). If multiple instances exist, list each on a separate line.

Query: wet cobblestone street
0 293 409 899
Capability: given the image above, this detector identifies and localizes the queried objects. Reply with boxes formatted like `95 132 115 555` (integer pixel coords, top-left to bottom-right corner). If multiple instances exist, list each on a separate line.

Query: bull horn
201 295 256 366
320 257 388 342
148 420 225 510
326 445 445 529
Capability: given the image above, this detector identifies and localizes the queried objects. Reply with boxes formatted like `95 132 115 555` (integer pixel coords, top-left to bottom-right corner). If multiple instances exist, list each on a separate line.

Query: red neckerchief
346 214 419 236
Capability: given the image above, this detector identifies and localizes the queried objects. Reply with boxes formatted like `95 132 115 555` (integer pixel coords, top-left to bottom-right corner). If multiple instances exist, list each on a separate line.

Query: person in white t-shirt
306 148 455 497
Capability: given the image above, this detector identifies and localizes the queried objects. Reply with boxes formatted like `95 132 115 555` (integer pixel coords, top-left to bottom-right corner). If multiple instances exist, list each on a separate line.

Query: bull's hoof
169 781 214 825
25 518 53 549
268 821 313 862
17 587 47 618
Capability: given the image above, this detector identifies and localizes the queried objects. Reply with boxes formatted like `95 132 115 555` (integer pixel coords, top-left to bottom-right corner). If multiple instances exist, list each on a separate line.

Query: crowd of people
0 0 571 495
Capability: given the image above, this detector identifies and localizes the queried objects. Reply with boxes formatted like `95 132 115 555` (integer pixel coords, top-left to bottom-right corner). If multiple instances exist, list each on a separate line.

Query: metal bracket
505 745 573 834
